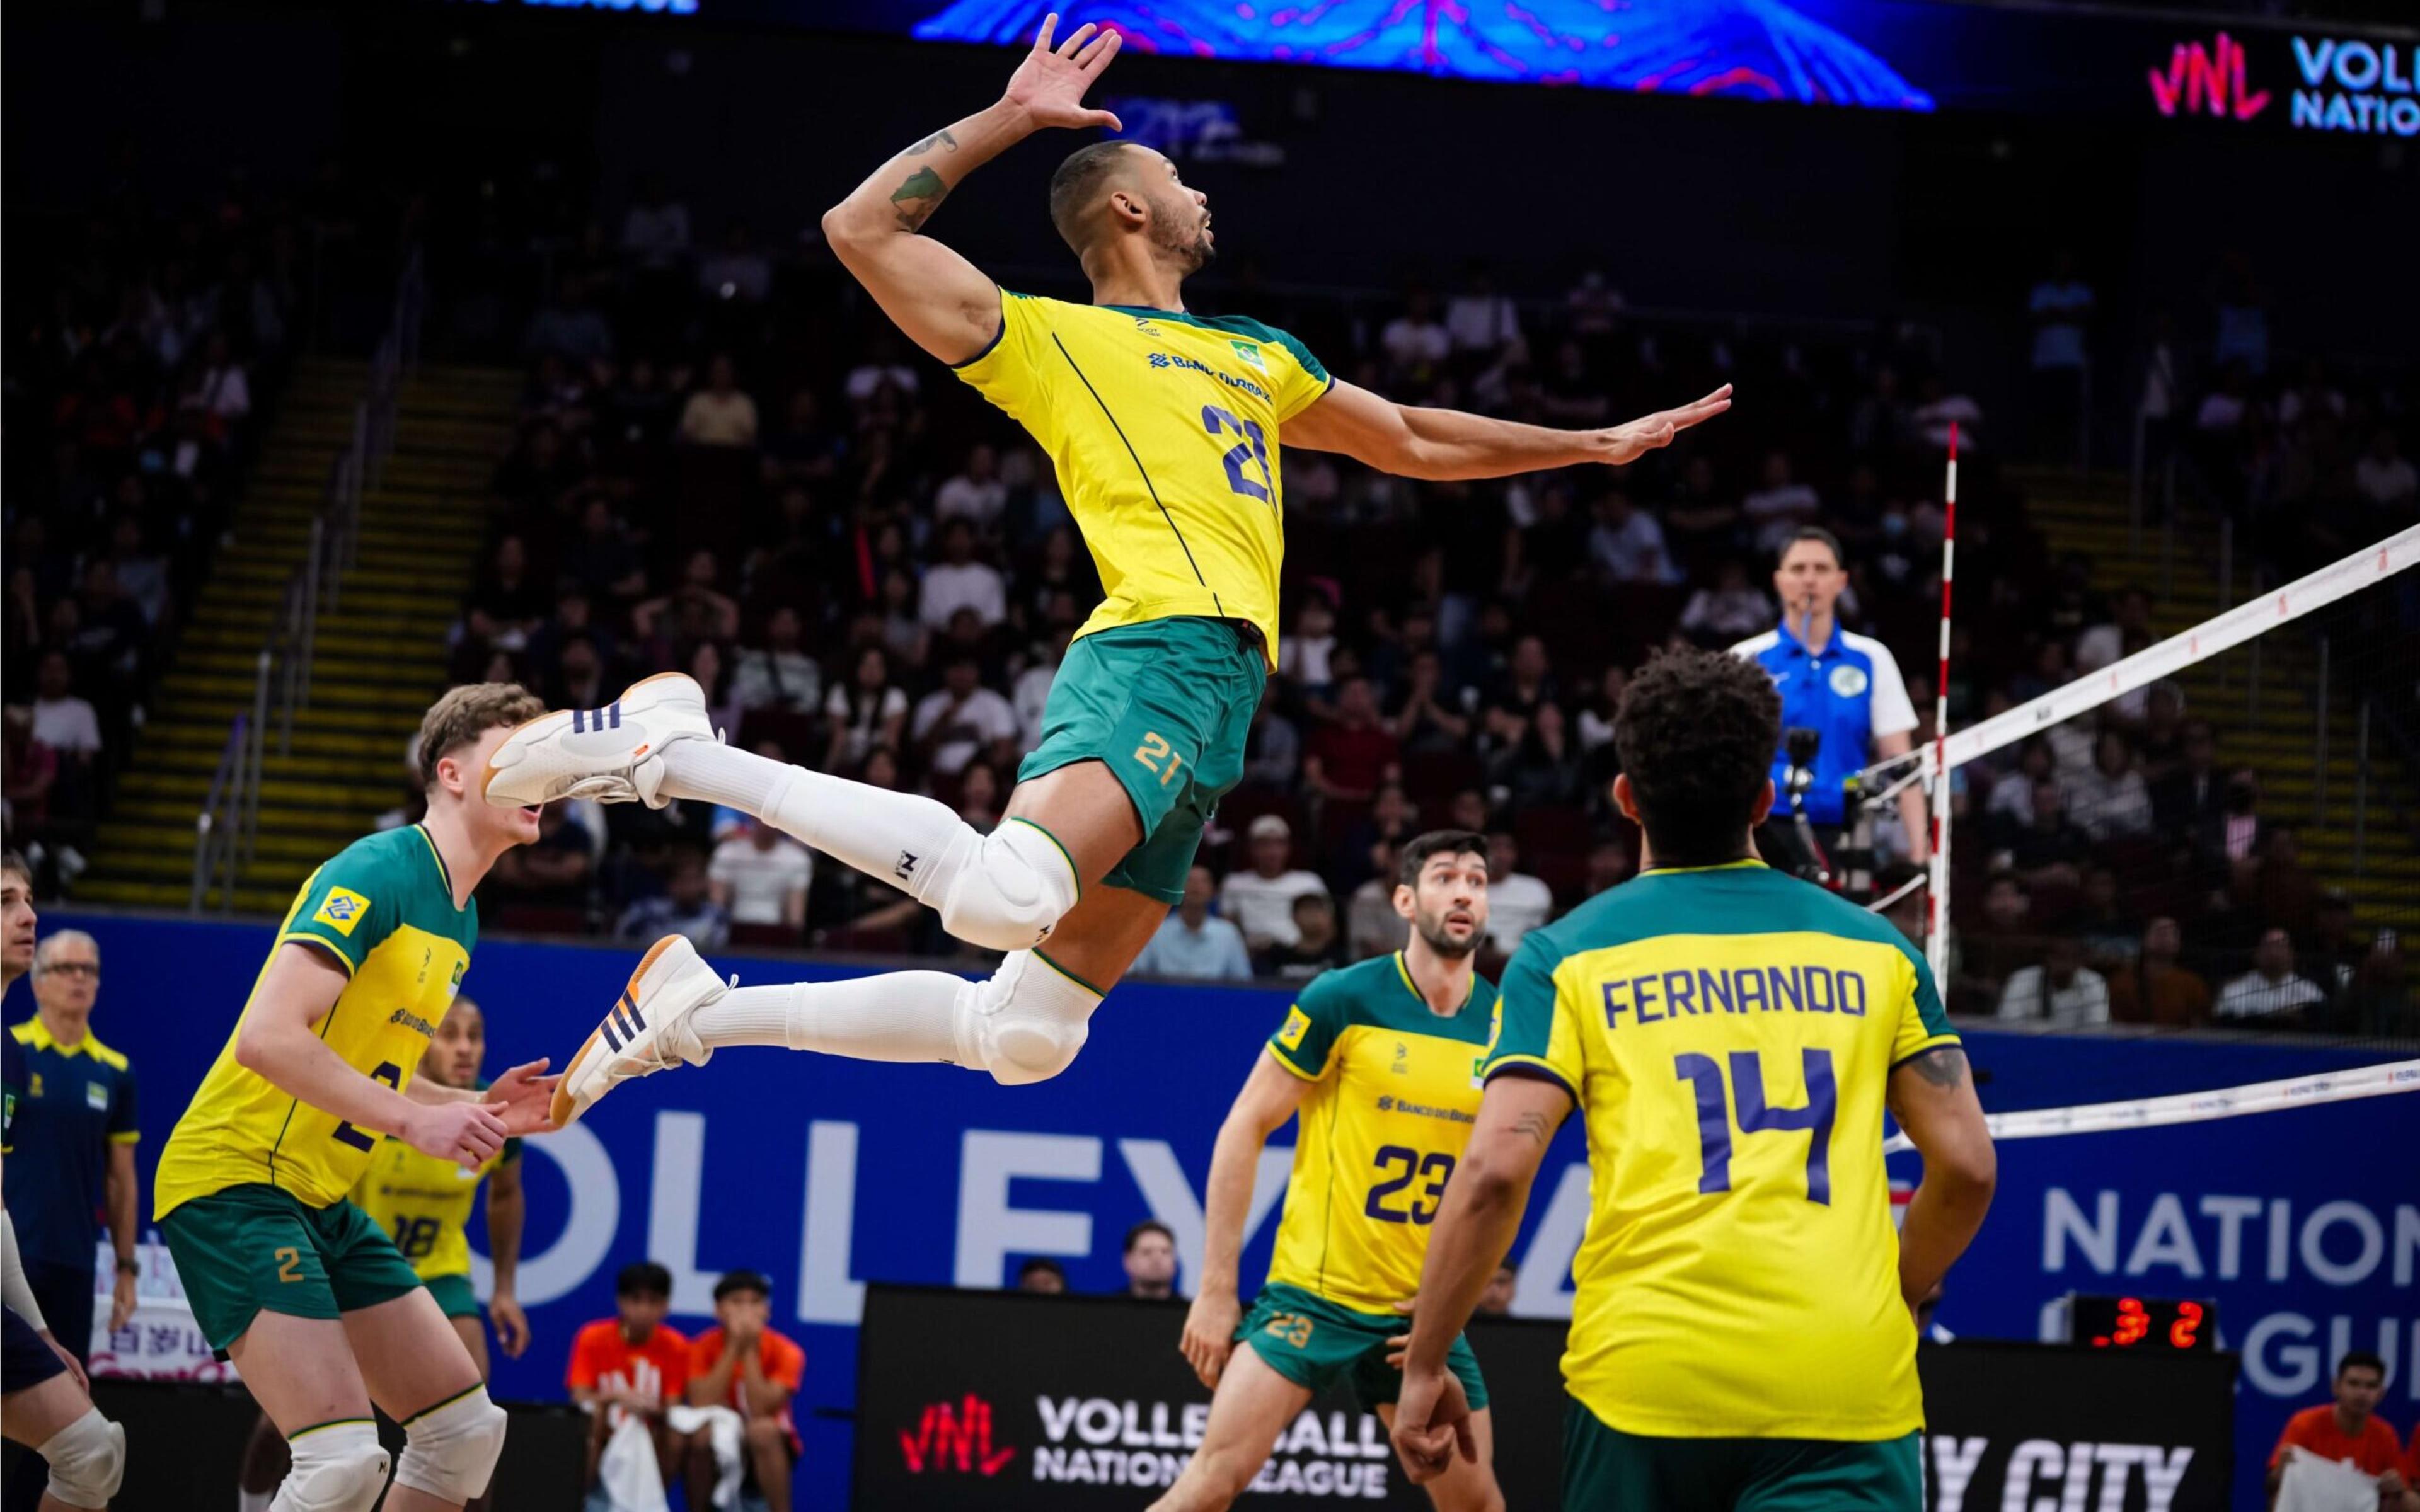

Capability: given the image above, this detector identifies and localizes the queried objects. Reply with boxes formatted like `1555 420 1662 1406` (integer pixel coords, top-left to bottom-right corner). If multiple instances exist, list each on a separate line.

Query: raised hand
1003 13 1125 132
483 1057 560 1137
1591 384 1734 466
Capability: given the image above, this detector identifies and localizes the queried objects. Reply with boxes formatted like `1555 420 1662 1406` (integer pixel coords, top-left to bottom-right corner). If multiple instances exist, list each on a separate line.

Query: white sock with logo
657 743 974 906
690 975 969 1063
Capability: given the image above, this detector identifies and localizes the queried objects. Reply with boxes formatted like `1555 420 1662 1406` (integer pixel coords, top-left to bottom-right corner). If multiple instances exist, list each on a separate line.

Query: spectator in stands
1494 698 1584 810
1741 450 1822 558
1017 1258 1068 1295
824 646 909 773
1678 558 1773 646
911 652 1019 779
2150 720 2225 839
1122 1220 1179 1302
1133 864 1253 982
570 1261 702 1510
843 333 921 410
1263 893 1347 982
1303 674 1398 805
2199 767 2269 868
631 549 742 649
2027 249 2093 463
2108 917 2212 1028
1242 683 1302 791
1484 831 1553 957
2008 781 2091 891
1995 935 2110 1029
463 535 549 655
2063 730 2153 842
730 605 822 716
1347 839 1414 962
1476 1264 1518 1319
1389 649 1473 755
1221 816 1329 954
490 800 596 910
686 1270 805 1512
935 443 1008 530
1584 840 1632 898
2071 865 2140 968
678 354 759 449
696 218 772 305
2 709 60 838
918 517 1006 630
546 631 612 716
2216 928 2329 1026
2354 428 2417 512
617 847 730 951
104 516 171 629
1588 490 1683 585
2266 1351 2409 1509
710 820 811 936
1446 260 1521 356
1380 288 1451 384
621 175 692 270
2074 588 2152 677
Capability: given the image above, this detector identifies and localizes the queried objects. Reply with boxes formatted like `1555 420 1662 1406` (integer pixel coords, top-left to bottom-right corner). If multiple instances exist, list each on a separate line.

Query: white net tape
1881 1058 2420 1155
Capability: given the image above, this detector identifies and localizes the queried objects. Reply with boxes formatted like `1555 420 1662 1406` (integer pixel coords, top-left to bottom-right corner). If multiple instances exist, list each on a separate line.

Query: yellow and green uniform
1240 953 1498 1409
156 825 478 1351
956 291 1328 902
351 1094 519 1322
1485 861 1957 1511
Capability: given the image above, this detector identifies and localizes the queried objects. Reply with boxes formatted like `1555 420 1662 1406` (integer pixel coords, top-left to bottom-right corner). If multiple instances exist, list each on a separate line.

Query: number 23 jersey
1262 953 1501 1315
156 825 477 1219
951 290 1332 665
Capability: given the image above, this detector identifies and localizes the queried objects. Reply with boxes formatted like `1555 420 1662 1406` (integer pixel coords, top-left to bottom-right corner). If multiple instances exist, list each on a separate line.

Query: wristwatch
115 1257 139 1276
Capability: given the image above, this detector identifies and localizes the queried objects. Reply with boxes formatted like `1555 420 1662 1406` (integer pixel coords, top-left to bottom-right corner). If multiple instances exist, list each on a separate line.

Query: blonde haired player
154 685 559 1512
483 14 1729 1123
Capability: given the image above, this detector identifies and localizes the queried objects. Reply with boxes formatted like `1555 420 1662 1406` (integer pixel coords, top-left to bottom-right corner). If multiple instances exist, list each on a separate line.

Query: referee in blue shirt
6 929 139 1371
1732 528 1930 871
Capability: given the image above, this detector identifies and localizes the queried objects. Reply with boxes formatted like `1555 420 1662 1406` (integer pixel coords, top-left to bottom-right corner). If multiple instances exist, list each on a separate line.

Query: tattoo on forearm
1512 1111 1553 1148
890 166 948 231
1910 1047 1969 1089
908 129 960 154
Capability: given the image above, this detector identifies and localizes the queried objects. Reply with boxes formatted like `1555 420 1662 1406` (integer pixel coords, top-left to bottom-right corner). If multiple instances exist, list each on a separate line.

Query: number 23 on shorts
1132 731 1185 788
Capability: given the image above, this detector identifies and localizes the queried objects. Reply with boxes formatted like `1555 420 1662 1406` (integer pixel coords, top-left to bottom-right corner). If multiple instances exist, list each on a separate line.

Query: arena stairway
2012 464 2419 928
74 358 519 915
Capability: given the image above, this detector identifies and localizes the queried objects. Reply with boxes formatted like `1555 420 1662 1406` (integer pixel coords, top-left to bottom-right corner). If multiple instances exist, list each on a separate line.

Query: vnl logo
900 1394 1017 1477
2147 32 2271 122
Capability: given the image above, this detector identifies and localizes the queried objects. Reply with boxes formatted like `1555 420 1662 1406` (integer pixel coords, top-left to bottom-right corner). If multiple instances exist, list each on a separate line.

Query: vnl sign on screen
2150 30 2420 136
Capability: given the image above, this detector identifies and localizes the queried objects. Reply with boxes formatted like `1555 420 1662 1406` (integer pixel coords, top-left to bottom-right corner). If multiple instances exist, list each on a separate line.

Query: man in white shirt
1740 450 1823 558
1380 291 1451 379
708 821 813 930
730 606 822 714
918 518 1007 629
1444 263 1520 355
1482 830 1553 956
1995 936 2110 1029
934 444 1009 529
2216 929 2331 1023
1218 816 1328 953
621 178 691 270
28 654 101 759
843 336 921 406
909 656 1020 777
2354 430 2417 509
1587 491 1683 585
1132 865 1254 981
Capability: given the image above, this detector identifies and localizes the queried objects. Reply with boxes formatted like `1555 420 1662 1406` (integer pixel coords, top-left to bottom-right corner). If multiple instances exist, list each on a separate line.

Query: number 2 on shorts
274 1246 304 1284
1132 731 1184 788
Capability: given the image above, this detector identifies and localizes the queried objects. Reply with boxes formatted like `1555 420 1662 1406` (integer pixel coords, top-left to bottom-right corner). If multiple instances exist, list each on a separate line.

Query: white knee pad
954 951 1103 1085
933 820 1081 953
393 1385 509 1503
36 1407 124 1510
275 1420 388 1512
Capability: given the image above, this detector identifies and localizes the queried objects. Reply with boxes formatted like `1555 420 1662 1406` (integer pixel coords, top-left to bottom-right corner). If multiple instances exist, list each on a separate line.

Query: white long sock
691 974 970 1063
658 743 974 907
239 1492 274 1512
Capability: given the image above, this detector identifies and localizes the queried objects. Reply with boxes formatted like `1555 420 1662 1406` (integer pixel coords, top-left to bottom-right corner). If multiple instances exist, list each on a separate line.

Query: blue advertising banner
23 910 2418 1509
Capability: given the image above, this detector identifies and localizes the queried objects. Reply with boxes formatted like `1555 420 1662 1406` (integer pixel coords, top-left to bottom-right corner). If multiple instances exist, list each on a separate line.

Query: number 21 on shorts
1132 731 1184 788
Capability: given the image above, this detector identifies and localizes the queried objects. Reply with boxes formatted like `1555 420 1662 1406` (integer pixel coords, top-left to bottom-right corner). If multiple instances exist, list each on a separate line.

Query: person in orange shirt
685 1269 806 1512
568 1261 705 1508
2266 1350 2412 1510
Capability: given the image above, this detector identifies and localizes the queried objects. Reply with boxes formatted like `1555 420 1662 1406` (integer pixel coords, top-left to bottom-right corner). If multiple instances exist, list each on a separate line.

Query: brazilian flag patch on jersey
313 886 372 936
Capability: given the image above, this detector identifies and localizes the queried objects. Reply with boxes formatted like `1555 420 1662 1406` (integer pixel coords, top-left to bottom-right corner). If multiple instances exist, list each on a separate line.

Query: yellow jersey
952 290 1332 663
1484 860 1959 1442
156 826 477 1218
1264 953 1501 1315
350 1114 517 1283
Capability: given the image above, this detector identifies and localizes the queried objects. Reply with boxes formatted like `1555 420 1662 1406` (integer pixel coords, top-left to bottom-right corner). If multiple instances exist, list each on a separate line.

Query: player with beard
481 16 1727 1126
1152 831 1504 1512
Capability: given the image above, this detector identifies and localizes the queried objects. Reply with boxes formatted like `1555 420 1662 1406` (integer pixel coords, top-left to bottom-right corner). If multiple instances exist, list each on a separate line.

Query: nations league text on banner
853 1288 2237 1511
40 911 2414 1511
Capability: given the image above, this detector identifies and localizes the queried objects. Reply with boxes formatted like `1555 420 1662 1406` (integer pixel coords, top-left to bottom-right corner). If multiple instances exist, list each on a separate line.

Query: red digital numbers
2089 1296 2152 1348
2170 1301 2204 1349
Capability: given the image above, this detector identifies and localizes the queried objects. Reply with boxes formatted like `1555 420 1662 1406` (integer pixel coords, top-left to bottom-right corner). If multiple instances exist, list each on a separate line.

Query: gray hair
31 930 99 981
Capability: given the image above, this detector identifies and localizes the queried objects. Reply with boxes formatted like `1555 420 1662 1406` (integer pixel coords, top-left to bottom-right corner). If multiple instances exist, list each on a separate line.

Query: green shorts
1237 1282 1489 1412
1018 616 1267 905
159 1184 424 1354
424 1272 480 1322
1560 1397 1922 1512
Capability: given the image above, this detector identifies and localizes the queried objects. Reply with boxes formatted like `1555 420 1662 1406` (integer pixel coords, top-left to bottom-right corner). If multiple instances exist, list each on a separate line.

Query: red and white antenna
1927 423 1958 985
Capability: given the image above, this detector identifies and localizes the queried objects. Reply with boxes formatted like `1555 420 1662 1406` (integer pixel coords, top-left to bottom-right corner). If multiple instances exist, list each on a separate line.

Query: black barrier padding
854 1285 2238 1511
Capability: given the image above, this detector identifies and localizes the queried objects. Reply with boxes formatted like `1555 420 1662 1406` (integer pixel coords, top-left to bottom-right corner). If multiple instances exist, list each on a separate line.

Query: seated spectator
1484 830 1553 956
761 391 843 488
679 354 759 449
1304 675 1399 804
1385 648 1472 756
955 761 1003 830
2008 781 2091 891
1242 682 1302 790
1121 1221 1178 1301
710 820 812 934
2265 1351 2406 1508
618 848 731 951
1278 592 1340 704
2197 767 2269 868
1677 559 1773 646
1221 816 1328 953
2061 730 2153 842
1583 840 1632 898
1013 626 1070 752
910 653 1020 778
560 497 648 604
935 443 1008 530
918 517 1006 629
730 606 822 716
28 653 101 764
824 646 909 772
2150 720 2223 839
631 549 742 648
843 333 921 411
1445 261 1520 357
2 708 60 834
1380 289 1451 384
2353 428 2417 510
1588 491 1683 585
1347 839 1415 962
1017 1257 1068 1295
1741 450 1821 558
622 175 693 269
462 535 549 653
685 1270 805 1512
2107 917 2212 1028
524 282 615 365
2257 825 2322 941
2070 865 2140 969
1492 699 1583 810
570 1262 703 1511
2216 928 2328 1026
1132 864 1253 982
490 801 596 909
696 219 772 304
1995 936 2110 1029
103 516 171 627
1263 893 1347 982
1476 1264 1519 1319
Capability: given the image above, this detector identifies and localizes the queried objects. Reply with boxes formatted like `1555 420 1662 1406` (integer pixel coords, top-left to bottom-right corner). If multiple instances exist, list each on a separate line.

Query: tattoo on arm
1511 1111 1553 1148
890 166 948 231
908 129 960 154
1909 1047 1969 1090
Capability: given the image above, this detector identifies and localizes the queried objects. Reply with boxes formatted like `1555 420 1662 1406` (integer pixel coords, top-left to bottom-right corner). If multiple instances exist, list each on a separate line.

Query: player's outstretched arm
1392 1074 1572 1482
1285 377 1732 482
822 13 1124 365
1180 1052 1312 1388
234 944 509 1170
1887 1045 1996 1312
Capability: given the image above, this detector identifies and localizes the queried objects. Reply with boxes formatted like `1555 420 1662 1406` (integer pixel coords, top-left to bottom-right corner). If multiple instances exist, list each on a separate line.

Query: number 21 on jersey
1202 406 1273 505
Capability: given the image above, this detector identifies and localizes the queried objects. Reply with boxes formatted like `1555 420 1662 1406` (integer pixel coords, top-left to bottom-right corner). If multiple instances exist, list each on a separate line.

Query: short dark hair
1778 526 1844 569
616 1261 674 1300
713 1269 771 1303
2338 1349 2387 1380
1397 830 1489 888
1124 1219 1174 1254
1614 647 1781 866
1018 1256 1067 1285
1048 140 1135 255
0 850 28 887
